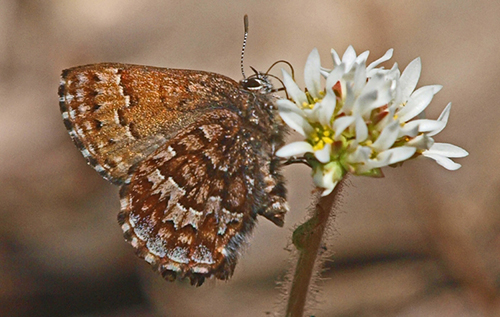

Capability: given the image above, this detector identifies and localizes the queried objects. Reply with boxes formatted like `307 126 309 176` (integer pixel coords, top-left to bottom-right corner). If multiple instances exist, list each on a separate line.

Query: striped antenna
241 15 249 79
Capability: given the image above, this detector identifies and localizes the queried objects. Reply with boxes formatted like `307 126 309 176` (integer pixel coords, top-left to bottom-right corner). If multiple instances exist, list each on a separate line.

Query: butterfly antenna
266 60 295 80
241 15 249 79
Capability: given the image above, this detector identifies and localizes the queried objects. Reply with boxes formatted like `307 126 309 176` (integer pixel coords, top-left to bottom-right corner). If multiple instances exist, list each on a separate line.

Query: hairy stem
285 181 343 317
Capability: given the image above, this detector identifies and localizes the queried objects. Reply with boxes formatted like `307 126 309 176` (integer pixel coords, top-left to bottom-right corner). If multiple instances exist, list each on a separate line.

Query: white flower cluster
276 46 468 195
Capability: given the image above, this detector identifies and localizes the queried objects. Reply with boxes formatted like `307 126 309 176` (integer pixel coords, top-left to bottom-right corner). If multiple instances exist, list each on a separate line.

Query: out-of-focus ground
1 1 498 316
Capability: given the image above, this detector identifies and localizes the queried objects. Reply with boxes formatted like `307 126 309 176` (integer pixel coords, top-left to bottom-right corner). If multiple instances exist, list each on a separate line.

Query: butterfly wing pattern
59 63 288 285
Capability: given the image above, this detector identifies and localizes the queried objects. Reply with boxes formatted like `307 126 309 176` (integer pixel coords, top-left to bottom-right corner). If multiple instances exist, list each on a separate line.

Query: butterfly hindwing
118 109 260 285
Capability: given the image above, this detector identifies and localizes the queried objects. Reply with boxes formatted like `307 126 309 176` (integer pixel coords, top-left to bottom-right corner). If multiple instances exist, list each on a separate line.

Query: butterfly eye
247 78 262 89
240 76 273 94
245 78 262 88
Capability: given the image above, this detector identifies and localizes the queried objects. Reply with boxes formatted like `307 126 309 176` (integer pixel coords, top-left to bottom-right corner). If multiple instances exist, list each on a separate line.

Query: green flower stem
286 181 343 317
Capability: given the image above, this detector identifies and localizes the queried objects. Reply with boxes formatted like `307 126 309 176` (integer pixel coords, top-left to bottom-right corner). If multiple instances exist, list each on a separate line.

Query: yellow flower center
309 124 335 151
302 97 321 110
301 91 323 110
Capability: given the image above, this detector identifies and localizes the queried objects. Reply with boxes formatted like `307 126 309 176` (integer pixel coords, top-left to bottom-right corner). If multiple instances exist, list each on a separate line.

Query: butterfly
58 62 289 286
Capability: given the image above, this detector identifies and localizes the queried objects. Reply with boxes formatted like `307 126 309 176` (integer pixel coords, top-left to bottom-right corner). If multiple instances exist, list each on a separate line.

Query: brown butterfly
58 16 289 286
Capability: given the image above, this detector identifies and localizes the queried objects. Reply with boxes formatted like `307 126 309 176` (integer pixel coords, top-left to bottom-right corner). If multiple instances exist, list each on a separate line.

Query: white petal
325 63 346 90
374 106 396 132
398 121 420 138
353 61 367 96
355 50 370 65
342 82 355 114
427 143 469 158
320 68 330 78
277 99 303 114
355 73 393 115
303 105 322 122
430 85 443 94
320 184 337 196
279 110 313 136
276 141 314 158
399 119 445 137
330 48 341 66
377 146 417 165
313 168 338 196
400 57 421 102
355 115 368 142
406 134 434 150
422 152 462 170
281 69 307 107
333 116 355 139
342 46 357 72
372 121 400 151
318 92 336 126
366 48 393 72
315 144 331 163
398 85 440 122
347 145 371 163
353 89 378 115
427 102 451 136
304 48 322 99
415 119 446 133
357 154 392 173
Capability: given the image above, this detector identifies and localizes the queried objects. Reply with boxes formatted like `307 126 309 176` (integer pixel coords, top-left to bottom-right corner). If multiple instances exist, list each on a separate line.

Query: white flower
277 46 468 195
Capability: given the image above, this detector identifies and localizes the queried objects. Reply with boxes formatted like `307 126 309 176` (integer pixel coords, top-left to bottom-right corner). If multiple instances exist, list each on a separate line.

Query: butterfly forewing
59 64 244 183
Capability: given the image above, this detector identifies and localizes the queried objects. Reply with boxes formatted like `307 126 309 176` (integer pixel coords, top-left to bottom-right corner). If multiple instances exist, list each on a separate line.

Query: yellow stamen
313 140 325 151
322 136 334 144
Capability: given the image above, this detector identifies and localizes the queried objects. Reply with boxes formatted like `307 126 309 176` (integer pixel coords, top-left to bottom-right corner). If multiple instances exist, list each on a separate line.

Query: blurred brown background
0 0 498 316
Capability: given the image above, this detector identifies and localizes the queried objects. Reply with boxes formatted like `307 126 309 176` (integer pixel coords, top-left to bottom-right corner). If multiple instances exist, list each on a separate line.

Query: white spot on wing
94 164 105 172
217 208 243 235
178 233 193 245
78 104 90 113
131 237 139 248
167 246 189 264
147 237 167 257
159 177 185 205
192 266 209 274
181 207 204 229
153 145 176 160
219 165 228 172
121 222 130 232
205 196 221 217
164 263 182 272
163 202 187 229
147 168 165 190
75 89 84 100
144 254 156 264
192 244 214 264
77 73 88 84
113 110 121 125
199 124 223 141
120 197 130 211
81 148 91 158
